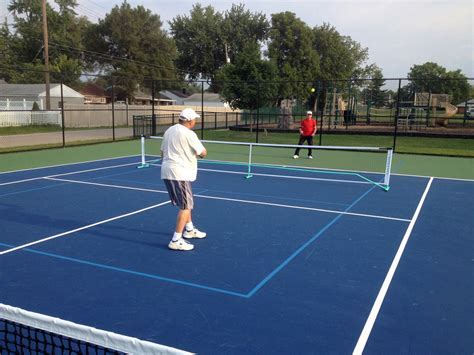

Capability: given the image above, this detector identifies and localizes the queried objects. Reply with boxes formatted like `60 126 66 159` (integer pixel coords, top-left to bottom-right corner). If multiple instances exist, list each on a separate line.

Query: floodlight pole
41 0 51 110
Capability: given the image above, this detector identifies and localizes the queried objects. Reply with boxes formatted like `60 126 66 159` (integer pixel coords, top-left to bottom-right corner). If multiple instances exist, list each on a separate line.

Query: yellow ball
310 88 315 93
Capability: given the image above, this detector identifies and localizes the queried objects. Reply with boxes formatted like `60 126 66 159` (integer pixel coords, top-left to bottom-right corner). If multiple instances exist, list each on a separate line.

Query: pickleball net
139 136 393 191
0 304 189 354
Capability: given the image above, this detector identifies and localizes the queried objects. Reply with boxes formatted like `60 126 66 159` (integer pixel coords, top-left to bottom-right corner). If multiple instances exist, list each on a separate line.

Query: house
0 83 84 109
80 84 111 104
456 99 474 114
159 90 190 105
182 93 229 108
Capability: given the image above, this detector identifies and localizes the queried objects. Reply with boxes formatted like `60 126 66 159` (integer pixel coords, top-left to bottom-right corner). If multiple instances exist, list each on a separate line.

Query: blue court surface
1 155 473 354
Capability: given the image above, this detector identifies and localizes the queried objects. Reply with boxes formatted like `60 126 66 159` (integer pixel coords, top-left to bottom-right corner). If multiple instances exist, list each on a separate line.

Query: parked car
466 108 474 118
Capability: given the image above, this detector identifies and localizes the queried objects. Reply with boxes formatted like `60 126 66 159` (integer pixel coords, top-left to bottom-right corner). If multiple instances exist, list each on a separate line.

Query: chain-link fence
1 70 472 156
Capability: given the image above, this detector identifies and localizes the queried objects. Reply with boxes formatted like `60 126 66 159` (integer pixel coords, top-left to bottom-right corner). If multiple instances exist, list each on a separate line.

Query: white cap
179 108 200 121
306 111 312 115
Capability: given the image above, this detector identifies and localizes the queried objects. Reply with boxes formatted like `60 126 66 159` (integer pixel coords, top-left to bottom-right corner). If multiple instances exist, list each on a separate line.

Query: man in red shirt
293 111 317 159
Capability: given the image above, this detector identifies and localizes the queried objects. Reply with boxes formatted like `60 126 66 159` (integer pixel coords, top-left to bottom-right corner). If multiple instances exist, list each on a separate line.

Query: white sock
185 222 194 232
172 232 182 242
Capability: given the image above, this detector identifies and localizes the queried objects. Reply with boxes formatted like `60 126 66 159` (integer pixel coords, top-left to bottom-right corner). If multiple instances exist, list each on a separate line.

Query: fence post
256 81 260 143
201 81 204 139
151 80 156 136
318 81 324 146
393 79 402 152
111 82 115 141
60 75 65 147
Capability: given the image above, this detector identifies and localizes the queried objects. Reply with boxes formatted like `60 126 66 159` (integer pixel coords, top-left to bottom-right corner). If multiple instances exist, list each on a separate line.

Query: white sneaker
183 228 207 239
293 155 299 159
308 155 313 159
168 238 194 251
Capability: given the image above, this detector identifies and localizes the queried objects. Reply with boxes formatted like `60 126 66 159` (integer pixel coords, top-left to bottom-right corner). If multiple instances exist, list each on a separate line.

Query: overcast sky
1 0 472 79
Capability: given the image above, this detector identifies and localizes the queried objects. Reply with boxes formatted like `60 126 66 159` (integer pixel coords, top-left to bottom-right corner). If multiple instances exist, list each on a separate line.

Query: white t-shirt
160 124 205 181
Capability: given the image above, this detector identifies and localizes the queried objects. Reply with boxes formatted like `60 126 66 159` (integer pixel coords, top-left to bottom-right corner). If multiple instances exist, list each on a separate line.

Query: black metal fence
1 69 473 155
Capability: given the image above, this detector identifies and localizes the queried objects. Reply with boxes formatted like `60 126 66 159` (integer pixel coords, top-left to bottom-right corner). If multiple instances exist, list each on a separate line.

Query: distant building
456 99 474 114
80 84 111 104
182 93 229 108
159 90 190 105
0 83 84 109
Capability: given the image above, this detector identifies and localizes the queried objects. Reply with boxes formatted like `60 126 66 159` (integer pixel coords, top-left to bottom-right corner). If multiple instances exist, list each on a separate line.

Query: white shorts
163 180 194 210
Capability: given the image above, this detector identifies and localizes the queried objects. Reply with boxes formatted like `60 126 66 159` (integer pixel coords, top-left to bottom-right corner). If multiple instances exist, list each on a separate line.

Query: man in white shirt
161 108 207 251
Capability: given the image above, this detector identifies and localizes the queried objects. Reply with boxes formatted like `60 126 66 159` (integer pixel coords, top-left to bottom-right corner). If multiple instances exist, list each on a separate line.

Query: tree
221 4 269 64
6 0 90 86
408 62 470 104
215 42 277 110
88 1 177 100
267 12 320 104
170 3 269 86
312 23 368 82
170 4 224 82
367 67 387 107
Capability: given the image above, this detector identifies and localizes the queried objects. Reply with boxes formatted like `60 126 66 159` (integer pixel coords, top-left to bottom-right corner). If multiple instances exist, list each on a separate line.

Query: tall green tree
407 62 470 104
267 12 320 103
170 3 269 86
312 23 368 82
170 4 224 82
6 0 89 86
215 41 277 110
367 67 387 107
221 4 269 64
87 1 177 100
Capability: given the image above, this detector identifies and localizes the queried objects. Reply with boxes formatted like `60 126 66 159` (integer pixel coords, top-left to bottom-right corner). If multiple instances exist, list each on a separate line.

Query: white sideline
352 177 434 355
0 200 171 255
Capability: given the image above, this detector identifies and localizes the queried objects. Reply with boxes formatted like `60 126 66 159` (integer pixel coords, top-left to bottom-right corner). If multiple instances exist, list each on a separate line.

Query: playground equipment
324 88 353 128
414 93 458 126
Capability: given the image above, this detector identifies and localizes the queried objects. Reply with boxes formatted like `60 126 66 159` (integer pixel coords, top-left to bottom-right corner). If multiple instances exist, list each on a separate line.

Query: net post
245 143 253 179
383 148 393 190
137 135 150 168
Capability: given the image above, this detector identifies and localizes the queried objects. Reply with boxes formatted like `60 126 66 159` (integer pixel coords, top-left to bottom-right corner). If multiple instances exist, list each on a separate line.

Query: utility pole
41 0 51 109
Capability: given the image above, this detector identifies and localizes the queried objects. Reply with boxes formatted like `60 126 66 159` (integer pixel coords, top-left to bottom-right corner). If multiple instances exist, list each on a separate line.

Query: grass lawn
200 130 474 157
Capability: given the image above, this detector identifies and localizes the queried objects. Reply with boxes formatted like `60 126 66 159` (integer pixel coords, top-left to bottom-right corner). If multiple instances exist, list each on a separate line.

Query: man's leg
175 209 191 234
307 136 314 157
294 135 305 157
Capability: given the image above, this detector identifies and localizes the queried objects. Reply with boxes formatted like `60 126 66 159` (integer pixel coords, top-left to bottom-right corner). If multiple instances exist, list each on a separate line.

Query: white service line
0 161 140 187
195 194 410 222
44 177 169 194
0 200 171 255
352 177 434 355
42 176 408 222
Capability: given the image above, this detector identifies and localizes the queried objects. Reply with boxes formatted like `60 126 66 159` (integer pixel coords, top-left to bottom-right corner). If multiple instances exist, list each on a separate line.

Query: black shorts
163 179 194 210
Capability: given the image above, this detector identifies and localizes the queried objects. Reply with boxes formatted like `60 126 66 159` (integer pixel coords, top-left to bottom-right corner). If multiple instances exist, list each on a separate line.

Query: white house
0 83 84 109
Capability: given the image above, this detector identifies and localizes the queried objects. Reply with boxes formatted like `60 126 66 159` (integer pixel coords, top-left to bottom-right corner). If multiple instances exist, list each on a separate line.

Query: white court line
0 161 140 187
43 177 409 222
194 194 410 222
352 177 434 355
0 154 139 175
0 200 172 255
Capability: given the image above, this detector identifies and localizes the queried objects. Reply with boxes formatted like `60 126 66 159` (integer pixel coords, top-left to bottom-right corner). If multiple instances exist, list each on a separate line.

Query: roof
183 93 222 102
80 84 111 98
0 83 83 98
456 99 474 106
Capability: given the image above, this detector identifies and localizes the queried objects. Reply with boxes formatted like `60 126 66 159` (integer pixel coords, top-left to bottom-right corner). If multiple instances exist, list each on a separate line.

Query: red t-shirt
300 118 317 136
